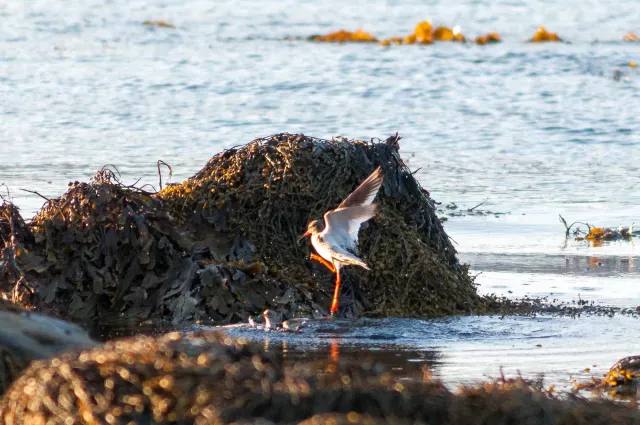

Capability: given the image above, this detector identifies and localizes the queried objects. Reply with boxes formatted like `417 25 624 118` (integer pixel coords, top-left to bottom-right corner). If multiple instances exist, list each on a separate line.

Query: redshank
301 166 384 316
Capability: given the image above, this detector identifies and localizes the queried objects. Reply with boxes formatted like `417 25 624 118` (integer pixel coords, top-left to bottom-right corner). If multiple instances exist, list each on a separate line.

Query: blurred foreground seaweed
0 133 507 326
2 329 640 424
0 299 97 395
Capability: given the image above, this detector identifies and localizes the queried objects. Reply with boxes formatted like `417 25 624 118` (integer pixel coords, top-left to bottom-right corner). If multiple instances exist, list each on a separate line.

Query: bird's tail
336 253 370 270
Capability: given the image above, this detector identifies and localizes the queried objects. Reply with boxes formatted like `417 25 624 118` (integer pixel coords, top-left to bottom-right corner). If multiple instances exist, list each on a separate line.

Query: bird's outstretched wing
324 167 384 252
337 166 383 209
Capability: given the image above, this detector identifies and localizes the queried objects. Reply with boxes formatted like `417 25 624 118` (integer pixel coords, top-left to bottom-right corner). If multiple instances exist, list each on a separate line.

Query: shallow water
2 0 640 389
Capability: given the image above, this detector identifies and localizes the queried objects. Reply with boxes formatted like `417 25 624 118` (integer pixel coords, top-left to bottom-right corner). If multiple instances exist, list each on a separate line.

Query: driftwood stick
157 160 173 191
19 189 50 202
469 198 489 212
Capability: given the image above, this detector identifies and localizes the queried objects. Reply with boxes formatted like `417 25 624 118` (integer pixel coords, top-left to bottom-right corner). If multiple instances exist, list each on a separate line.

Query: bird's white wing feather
323 204 378 252
337 166 383 209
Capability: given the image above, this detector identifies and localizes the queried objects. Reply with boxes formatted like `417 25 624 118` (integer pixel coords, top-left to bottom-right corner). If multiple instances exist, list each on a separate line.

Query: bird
300 166 384 316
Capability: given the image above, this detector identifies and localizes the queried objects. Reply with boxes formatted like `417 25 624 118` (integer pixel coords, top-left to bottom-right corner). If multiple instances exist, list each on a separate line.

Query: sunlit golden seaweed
559 215 636 247
475 32 502 45
432 26 466 42
312 29 377 43
529 26 563 42
379 21 467 46
414 21 434 43
575 355 640 399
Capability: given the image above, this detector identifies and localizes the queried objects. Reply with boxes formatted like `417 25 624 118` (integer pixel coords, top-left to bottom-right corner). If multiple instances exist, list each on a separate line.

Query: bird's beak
298 231 311 242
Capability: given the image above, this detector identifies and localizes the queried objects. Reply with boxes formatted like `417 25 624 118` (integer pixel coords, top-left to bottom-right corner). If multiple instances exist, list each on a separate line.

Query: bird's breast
311 234 335 262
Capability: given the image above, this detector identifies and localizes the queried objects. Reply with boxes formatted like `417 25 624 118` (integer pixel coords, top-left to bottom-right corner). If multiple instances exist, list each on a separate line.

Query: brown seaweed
0 133 503 326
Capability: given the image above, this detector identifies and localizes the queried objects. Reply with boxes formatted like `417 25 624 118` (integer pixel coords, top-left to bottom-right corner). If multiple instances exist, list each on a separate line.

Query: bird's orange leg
310 253 336 273
330 269 341 316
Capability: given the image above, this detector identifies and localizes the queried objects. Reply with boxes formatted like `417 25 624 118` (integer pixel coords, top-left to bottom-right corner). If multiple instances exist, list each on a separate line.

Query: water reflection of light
330 340 340 363
588 256 602 267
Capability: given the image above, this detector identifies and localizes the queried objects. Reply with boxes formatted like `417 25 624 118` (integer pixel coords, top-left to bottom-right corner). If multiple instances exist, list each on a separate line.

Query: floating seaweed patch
379 21 466 46
414 21 434 43
436 199 509 221
433 25 466 42
529 26 563 42
559 215 637 246
475 32 502 45
142 20 176 29
311 29 377 43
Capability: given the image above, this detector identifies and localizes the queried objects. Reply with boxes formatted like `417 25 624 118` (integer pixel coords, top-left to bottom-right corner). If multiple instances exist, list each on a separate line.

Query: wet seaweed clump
529 26 563 42
0 168 230 324
160 133 488 318
0 133 499 326
3 331 640 425
559 215 637 247
575 355 640 398
0 199 35 304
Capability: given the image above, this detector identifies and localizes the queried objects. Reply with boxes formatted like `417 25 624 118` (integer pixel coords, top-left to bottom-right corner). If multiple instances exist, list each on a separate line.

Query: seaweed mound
0 200 35 303
0 133 491 325
1 171 216 323
2 331 639 425
160 133 481 317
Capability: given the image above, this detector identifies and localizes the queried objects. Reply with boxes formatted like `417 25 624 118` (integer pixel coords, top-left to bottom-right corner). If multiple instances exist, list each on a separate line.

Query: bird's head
299 219 323 241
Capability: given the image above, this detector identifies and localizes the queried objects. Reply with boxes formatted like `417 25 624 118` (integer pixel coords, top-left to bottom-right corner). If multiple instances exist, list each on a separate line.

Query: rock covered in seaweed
0 298 97 396
0 133 491 325
159 133 482 317
3 330 640 425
